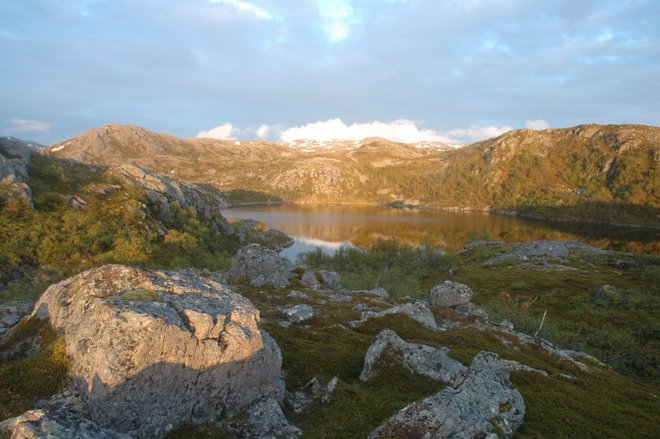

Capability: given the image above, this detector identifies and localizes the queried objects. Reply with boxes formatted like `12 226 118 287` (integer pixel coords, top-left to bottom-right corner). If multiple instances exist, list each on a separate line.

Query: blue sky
1 0 658 144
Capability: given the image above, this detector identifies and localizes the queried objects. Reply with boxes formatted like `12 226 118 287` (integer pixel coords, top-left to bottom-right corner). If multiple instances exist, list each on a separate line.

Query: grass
0 317 70 420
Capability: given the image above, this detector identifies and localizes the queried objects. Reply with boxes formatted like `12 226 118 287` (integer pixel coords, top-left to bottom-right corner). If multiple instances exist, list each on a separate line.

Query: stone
31 264 287 438
350 301 439 330
594 284 621 303
280 304 314 324
0 137 34 207
369 351 537 439
329 293 353 303
229 243 293 288
499 319 515 331
0 408 131 439
287 290 310 300
284 376 339 414
111 163 233 236
0 301 32 337
429 280 473 307
318 270 343 291
360 330 466 382
300 270 320 289
353 287 389 299
227 397 302 439
454 302 489 320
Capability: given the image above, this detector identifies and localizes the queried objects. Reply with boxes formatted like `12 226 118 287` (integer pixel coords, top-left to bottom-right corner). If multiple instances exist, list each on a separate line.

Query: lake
222 205 659 260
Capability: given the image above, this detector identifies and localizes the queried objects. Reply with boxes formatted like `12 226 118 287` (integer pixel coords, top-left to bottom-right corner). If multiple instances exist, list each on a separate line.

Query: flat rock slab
351 301 439 330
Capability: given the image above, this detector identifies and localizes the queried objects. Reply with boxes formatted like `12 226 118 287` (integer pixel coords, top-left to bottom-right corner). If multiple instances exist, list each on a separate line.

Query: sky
1 0 659 145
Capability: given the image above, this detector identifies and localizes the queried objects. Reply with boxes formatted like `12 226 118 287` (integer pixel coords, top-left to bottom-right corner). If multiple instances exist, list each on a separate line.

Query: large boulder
369 351 533 439
229 244 293 288
318 270 343 291
429 280 473 307
360 330 466 382
31 264 289 438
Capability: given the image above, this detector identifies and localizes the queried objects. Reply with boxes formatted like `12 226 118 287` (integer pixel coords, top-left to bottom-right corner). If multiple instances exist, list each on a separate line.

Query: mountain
45 124 660 226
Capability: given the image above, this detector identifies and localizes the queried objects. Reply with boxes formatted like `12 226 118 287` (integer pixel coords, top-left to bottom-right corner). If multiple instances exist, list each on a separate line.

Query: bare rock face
111 163 233 235
229 244 293 288
31 264 287 438
0 137 34 207
360 330 466 382
0 408 131 439
429 280 473 307
369 351 529 439
350 301 439 330
300 271 320 289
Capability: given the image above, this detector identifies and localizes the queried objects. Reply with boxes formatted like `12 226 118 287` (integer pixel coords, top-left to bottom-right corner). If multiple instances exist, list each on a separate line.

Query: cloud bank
8 118 51 133
196 123 237 140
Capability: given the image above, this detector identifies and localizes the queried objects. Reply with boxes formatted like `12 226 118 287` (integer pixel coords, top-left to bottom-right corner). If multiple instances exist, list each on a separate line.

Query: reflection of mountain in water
223 205 659 257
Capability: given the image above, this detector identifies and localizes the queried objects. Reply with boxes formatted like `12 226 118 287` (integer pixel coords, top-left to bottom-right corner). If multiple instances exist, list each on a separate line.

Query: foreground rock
300 271 320 289
0 137 34 207
229 243 293 288
0 408 131 439
429 280 473 307
31 264 292 438
369 351 535 439
280 304 314 327
318 270 343 291
360 330 466 382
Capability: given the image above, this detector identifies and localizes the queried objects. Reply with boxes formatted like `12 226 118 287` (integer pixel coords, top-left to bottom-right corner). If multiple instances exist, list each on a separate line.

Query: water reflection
222 205 659 257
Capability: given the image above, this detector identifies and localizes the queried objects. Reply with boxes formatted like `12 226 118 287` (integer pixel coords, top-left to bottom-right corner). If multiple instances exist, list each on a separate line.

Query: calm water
222 205 659 260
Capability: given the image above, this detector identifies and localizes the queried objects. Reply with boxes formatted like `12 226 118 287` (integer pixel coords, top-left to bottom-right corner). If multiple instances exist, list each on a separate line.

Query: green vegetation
0 317 69 420
300 240 660 385
0 153 238 304
117 288 164 302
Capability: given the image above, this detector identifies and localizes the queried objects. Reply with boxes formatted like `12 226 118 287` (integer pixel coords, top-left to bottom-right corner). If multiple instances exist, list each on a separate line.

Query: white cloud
196 122 237 140
442 124 513 143
317 0 360 43
256 124 271 138
209 0 273 20
279 118 452 143
525 119 550 130
8 118 50 132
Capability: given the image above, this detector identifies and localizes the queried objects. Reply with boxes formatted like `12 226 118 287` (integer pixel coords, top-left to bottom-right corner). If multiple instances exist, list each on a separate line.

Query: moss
0 317 70 420
117 288 164 302
165 425 237 439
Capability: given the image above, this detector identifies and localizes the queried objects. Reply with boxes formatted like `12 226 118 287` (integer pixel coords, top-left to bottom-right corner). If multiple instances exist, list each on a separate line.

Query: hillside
45 124 660 226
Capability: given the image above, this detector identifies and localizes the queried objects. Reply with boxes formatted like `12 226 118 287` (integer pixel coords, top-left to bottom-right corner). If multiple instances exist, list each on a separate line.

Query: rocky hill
45 123 660 225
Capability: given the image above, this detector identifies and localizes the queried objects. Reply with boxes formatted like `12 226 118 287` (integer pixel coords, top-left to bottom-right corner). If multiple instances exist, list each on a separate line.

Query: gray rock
281 304 314 324
329 293 353 303
0 408 131 439
31 264 286 438
300 270 320 289
0 301 32 337
287 290 310 300
353 303 371 312
429 280 473 307
227 397 301 439
0 137 34 207
353 287 390 299
318 270 343 291
351 301 439 330
499 319 515 331
111 164 233 236
229 243 293 288
454 302 489 320
284 376 339 414
360 330 466 382
369 351 534 439
594 284 621 303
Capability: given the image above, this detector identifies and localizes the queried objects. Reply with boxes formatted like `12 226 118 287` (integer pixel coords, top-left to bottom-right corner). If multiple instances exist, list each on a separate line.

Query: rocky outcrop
350 301 439 330
0 137 34 207
481 240 608 268
429 280 473 307
318 270 343 291
300 271 320 289
229 244 293 288
360 330 466 382
369 351 539 439
279 304 314 327
0 301 32 338
285 376 338 414
0 408 131 439
31 264 290 438
110 163 232 235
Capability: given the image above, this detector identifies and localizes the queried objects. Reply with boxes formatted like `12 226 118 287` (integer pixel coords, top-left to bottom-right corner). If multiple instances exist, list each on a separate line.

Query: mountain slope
45 124 660 225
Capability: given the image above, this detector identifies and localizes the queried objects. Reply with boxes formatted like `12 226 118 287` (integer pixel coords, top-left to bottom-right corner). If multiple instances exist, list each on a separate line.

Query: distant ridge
45 123 660 226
